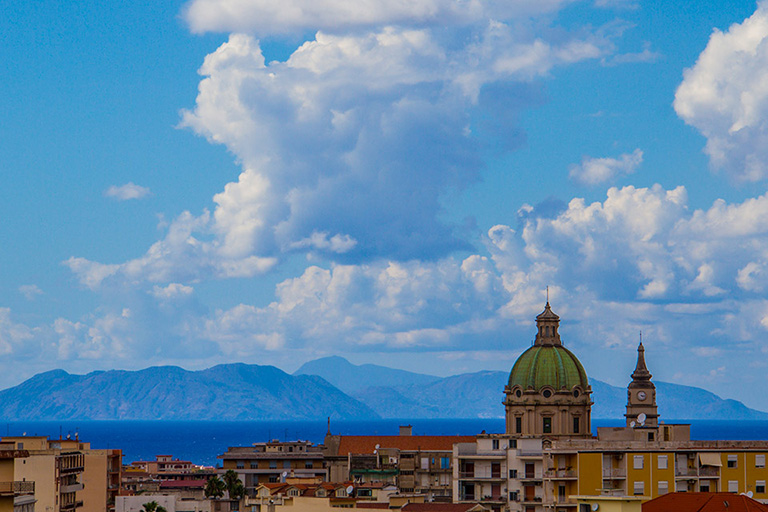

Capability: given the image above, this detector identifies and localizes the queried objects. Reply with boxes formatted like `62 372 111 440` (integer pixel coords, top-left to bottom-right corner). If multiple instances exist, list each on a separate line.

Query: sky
3 0 768 409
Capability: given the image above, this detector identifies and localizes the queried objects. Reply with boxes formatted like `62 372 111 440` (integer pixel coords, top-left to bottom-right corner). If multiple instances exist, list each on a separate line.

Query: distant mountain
4 357 765 421
0 363 378 420
294 356 440 394
299 357 768 421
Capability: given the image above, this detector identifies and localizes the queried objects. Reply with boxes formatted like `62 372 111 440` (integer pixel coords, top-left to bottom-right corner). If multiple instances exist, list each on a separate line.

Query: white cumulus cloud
675 1 768 182
569 148 643 185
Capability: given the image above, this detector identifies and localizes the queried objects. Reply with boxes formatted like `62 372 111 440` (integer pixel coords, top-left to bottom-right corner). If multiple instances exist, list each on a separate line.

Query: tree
204 476 225 499
223 470 245 500
142 501 167 512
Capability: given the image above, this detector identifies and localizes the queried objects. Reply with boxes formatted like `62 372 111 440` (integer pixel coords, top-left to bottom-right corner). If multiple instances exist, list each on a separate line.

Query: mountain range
0 356 765 421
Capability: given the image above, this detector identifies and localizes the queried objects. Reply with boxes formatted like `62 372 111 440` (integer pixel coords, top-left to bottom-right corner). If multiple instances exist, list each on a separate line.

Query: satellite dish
638 413 646 425
591 504 599 511
346 485 354 495
630 421 636 428
282 471 288 477
375 444 380 450
374 450 378 454
748 491 754 498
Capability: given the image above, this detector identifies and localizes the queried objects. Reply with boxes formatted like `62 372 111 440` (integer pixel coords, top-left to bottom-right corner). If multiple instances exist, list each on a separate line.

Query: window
573 416 580 434
516 417 522 434
283 461 291 468
728 480 739 493
509 469 518 479
250 462 257 469
648 432 654 441
757 480 766 493
268 475 279 483
728 455 738 468
269 461 277 469
421 457 429 470
633 481 644 495
658 481 668 495
633 455 644 470
657 455 667 470
543 417 552 434
699 482 710 492
757 454 766 468
441 457 450 469
305 462 313 469
236 461 244 469
17 443 23 450
288 489 299 497
492 440 500 450
509 491 519 502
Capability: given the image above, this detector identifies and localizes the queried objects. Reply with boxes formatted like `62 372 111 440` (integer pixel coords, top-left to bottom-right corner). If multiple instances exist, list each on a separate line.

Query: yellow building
0 441 34 512
2 436 121 512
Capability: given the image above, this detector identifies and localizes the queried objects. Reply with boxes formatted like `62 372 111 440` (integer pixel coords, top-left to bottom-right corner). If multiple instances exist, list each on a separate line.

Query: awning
699 453 722 466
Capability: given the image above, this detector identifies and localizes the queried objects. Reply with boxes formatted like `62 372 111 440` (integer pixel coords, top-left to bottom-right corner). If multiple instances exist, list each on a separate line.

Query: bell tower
625 341 659 428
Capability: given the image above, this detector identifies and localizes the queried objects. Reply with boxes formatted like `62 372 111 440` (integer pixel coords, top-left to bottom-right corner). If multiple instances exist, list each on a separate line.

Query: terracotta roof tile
644 492 768 512
336 436 475 454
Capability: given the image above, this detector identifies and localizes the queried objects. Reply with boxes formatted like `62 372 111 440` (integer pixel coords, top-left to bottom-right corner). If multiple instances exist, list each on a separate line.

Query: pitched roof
336 435 475 454
643 492 768 512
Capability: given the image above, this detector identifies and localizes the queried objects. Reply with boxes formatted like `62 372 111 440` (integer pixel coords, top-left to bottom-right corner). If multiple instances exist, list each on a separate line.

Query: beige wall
81 451 108 512
14 453 57 512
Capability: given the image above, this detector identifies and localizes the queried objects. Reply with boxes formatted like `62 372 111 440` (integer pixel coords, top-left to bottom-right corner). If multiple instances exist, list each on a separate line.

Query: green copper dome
508 344 589 391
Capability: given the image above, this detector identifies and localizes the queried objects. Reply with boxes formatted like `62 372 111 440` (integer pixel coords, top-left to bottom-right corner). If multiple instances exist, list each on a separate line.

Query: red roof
159 480 207 489
336 435 475 454
356 504 390 509
644 493 768 512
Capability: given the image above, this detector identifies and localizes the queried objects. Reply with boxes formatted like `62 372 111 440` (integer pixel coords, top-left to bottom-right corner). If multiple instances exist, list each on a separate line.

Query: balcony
0 481 34 496
699 467 719 477
458 472 504 481
61 482 85 493
545 469 577 480
675 468 699 478
520 472 542 483
521 496 543 505
602 469 626 479
60 500 84 511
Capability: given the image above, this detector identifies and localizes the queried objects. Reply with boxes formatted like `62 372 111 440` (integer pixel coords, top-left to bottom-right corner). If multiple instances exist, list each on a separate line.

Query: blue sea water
3 419 768 467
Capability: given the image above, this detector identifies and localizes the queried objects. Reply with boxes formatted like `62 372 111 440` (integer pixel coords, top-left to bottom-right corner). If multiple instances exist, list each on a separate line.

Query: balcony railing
0 481 34 496
602 469 626 479
699 467 719 477
546 469 577 479
675 468 698 477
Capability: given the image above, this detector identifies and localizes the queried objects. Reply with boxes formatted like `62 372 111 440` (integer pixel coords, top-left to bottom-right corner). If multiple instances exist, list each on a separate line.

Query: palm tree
142 502 167 512
204 476 225 499
223 470 245 500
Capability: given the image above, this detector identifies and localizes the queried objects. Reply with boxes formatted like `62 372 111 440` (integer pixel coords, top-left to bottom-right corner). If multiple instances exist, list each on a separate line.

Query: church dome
508 344 589 391
507 302 590 392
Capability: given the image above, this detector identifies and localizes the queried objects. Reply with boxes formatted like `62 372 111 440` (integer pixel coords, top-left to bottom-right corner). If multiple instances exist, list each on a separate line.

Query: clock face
637 391 647 401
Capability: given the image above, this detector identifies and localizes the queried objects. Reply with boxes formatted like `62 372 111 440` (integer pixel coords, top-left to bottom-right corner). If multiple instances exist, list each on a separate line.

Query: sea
4 419 768 467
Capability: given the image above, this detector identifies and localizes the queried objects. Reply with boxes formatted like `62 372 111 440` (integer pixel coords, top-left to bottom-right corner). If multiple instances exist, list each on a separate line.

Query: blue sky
4 0 768 409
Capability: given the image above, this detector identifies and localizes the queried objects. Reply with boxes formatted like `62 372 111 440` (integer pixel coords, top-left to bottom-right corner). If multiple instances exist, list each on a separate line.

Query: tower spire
631 340 652 382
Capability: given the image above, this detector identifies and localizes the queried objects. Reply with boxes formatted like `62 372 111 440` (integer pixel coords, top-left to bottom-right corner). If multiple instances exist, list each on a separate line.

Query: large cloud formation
675 0 768 182
24 1 768 408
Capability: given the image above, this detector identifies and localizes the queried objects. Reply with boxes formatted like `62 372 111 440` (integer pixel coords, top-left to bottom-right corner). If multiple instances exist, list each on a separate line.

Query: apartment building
2 436 122 512
0 441 33 512
218 440 327 495
324 425 475 501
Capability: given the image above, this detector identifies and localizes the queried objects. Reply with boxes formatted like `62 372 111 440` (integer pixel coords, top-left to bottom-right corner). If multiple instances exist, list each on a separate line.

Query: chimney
399 425 412 436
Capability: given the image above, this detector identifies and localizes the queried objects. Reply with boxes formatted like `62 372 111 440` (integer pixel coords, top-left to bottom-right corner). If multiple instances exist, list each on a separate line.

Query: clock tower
625 341 659 428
